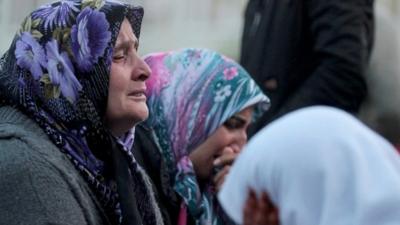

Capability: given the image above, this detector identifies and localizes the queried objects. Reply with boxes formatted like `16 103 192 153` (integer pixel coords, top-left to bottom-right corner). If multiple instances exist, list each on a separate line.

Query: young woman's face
106 18 151 136
189 107 254 180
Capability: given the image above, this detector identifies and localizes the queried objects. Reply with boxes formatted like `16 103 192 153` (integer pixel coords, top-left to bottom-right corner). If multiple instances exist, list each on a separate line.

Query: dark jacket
241 0 374 133
133 125 182 225
0 106 112 225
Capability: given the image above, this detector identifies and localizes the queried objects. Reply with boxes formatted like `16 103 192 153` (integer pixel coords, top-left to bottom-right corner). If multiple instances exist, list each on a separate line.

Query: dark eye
223 115 246 130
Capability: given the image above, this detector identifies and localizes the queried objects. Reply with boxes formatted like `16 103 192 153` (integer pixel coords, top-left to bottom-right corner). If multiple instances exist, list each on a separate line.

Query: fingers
262 192 279 225
243 191 280 225
268 210 279 225
213 151 237 167
222 146 235 154
259 192 280 225
212 146 240 191
213 165 231 192
254 192 270 224
243 189 258 225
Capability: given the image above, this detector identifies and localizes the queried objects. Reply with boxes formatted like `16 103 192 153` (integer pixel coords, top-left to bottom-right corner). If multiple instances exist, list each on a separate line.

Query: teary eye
223 115 246 130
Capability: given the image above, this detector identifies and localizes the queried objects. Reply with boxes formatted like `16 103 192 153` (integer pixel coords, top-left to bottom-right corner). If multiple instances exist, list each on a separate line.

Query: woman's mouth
128 90 146 101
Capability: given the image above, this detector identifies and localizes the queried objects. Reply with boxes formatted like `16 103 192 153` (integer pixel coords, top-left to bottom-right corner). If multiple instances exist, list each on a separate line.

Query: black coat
133 125 182 225
241 0 374 133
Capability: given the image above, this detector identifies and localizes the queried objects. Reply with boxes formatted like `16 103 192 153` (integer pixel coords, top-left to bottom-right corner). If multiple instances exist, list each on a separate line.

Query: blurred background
1 0 399 60
1 0 400 145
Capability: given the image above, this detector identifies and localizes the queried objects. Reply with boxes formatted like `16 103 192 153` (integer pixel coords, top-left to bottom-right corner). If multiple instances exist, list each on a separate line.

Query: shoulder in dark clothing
242 0 374 134
133 124 181 225
0 118 111 225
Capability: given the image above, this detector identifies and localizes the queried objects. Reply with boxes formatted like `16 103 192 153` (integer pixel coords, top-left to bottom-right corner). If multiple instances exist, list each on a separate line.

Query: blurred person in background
241 0 375 136
359 5 400 152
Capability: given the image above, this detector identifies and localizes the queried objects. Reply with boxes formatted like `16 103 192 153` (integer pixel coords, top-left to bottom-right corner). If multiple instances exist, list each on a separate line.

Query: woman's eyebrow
114 39 138 51
230 115 247 123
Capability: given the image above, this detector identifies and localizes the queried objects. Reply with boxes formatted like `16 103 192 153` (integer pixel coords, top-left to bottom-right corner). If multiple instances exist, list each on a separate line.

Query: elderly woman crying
0 0 163 224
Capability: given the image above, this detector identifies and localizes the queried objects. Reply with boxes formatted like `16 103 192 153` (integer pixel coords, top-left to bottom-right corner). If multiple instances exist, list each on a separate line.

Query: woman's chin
127 104 149 123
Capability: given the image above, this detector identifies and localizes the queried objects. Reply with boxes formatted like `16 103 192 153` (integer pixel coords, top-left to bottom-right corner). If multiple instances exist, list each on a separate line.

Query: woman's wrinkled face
189 107 254 180
106 18 151 136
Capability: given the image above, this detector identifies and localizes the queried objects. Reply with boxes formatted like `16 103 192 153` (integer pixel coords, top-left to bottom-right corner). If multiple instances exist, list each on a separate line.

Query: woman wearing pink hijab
134 48 269 225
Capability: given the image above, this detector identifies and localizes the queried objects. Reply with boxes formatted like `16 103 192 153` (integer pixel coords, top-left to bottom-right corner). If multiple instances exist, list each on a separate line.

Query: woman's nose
131 57 151 81
237 129 248 149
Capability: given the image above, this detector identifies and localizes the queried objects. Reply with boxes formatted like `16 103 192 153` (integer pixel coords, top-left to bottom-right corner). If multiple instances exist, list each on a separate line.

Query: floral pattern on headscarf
144 48 270 225
0 1 160 224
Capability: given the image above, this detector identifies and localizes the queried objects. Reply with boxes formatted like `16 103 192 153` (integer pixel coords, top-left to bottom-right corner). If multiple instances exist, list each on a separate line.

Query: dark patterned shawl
0 0 162 224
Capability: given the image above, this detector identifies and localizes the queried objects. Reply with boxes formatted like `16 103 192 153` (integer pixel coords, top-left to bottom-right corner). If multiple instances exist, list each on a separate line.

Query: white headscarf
218 106 400 225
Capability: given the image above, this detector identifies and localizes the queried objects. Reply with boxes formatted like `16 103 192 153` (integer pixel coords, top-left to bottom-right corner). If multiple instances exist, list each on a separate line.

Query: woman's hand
213 146 238 192
244 189 279 225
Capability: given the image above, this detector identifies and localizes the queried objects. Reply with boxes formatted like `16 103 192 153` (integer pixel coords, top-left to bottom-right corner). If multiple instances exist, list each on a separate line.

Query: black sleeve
275 0 374 119
134 125 179 225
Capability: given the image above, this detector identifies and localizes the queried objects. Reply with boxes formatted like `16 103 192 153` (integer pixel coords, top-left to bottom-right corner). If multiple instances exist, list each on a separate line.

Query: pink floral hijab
144 48 270 225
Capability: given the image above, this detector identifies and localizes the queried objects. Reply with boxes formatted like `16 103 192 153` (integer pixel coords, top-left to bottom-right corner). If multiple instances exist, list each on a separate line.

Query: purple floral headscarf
144 48 270 225
0 0 160 224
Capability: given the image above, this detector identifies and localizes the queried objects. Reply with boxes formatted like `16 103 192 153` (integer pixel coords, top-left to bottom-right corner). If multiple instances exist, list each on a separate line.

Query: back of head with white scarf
218 106 400 225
